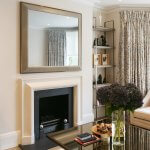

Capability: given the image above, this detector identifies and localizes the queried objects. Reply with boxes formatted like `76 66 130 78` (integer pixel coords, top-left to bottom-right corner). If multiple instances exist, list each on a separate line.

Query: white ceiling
81 0 150 9
28 0 150 29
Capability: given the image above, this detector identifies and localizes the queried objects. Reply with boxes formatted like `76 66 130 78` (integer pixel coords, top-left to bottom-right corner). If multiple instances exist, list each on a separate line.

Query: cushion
133 107 150 122
143 90 150 107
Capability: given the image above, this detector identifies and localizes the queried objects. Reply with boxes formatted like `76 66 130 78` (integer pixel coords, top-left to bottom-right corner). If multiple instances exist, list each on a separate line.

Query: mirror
20 2 82 73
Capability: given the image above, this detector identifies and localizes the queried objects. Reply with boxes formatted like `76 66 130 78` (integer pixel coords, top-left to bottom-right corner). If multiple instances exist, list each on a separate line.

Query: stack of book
74 133 101 146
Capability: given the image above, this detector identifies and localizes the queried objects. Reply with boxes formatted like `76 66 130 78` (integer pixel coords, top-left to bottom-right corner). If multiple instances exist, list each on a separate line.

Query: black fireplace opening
34 87 73 140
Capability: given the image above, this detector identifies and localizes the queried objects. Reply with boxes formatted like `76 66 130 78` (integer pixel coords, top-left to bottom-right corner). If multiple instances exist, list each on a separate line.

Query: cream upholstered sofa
130 90 150 130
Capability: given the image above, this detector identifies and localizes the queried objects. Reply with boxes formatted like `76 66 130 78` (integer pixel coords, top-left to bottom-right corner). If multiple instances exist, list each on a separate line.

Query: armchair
130 90 150 129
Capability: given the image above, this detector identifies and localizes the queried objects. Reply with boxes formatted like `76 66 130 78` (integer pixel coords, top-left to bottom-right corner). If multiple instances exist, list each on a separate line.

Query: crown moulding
71 0 150 11
71 0 104 8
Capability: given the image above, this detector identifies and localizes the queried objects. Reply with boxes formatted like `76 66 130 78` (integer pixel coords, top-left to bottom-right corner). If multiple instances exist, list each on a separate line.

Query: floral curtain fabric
119 10 150 95
48 29 66 66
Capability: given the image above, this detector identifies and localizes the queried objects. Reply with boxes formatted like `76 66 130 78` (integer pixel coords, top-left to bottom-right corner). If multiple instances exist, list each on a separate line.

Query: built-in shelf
93 83 111 89
94 46 112 49
96 65 112 68
93 26 114 32
93 20 115 121
93 104 105 109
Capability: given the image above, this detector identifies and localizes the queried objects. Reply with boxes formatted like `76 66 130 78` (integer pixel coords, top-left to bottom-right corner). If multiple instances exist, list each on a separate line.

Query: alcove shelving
93 20 115 121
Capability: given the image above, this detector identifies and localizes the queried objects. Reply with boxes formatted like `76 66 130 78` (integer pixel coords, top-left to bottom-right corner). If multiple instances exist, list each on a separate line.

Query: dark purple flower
109 84 128 110
96 83 143 113
97 86 111 105
125 83 143 111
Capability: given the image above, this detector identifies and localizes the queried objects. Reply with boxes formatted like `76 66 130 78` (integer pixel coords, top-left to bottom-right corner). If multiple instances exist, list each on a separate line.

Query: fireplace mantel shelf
26 80 79 90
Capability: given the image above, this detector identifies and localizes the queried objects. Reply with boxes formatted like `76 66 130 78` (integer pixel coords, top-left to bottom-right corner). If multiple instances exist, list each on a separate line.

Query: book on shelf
93 83 111 89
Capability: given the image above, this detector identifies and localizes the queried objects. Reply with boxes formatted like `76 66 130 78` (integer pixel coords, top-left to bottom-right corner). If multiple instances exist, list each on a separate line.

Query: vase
112 109 125 150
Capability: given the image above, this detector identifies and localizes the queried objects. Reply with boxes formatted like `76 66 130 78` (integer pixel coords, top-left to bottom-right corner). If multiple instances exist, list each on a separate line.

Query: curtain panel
119 10 150 94
48 29 66 66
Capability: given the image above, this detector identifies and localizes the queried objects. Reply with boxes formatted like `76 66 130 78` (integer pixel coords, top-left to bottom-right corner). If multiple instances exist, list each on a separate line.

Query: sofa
130 90 150 130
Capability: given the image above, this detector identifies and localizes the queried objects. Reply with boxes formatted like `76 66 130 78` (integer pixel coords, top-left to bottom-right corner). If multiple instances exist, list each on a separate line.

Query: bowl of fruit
92 123 112 140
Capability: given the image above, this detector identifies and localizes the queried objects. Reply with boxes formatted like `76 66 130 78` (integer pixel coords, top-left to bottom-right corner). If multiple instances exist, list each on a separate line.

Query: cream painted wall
29 28 48 66
0 0 93 145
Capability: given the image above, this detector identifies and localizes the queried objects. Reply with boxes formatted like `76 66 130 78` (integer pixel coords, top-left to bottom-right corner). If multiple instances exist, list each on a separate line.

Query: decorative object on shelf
102 54 110 65
103 77 106 83
99 12 103 26
97 37 102 46
93 37 102 46
94 36 107 47
97 74 103 84
97 83 143 149
93 81 96 85
101 35 106 46
97 100 100 106
93 38 98 46
93 17 96 28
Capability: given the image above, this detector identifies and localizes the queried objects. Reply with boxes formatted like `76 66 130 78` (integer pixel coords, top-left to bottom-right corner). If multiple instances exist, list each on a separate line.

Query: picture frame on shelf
102 54 110 65
93 54 102 66
97 54 102 65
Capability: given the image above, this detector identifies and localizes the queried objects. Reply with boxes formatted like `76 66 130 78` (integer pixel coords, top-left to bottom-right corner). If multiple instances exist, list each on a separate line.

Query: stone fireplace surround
20 76 93 145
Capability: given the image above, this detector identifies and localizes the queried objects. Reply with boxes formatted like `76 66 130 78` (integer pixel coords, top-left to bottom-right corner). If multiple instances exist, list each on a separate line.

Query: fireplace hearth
34 87 73 140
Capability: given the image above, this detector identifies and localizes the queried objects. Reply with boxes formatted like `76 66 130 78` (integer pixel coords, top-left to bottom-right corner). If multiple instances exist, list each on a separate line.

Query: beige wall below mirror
20 2 82 73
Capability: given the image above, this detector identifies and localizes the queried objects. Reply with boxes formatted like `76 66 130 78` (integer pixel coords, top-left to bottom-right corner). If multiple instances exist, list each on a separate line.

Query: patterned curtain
48 29 66 66
119 10 150 95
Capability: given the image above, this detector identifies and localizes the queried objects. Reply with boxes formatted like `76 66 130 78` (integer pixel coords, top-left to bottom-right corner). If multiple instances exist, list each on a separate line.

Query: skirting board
22 135 35 145
0 131 20 150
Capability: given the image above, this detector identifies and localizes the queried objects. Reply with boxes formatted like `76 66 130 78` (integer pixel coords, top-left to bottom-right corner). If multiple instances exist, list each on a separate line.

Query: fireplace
34 87 73 140
20 77 84 145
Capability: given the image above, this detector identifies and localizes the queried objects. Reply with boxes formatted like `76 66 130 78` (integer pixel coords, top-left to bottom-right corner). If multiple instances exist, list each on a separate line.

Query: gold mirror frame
20 2 82 73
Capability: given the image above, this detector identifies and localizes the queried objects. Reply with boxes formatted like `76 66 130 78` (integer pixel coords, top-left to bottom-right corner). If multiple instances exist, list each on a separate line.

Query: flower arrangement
97 83 143 145
97 83 143 114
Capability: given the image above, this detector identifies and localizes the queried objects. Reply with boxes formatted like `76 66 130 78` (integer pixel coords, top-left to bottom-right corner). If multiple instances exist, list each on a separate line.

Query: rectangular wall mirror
20 2 82 73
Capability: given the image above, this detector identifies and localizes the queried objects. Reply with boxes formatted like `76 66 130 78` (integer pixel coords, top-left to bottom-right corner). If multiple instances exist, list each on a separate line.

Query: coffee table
48 120 150 150
47 121 112 150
